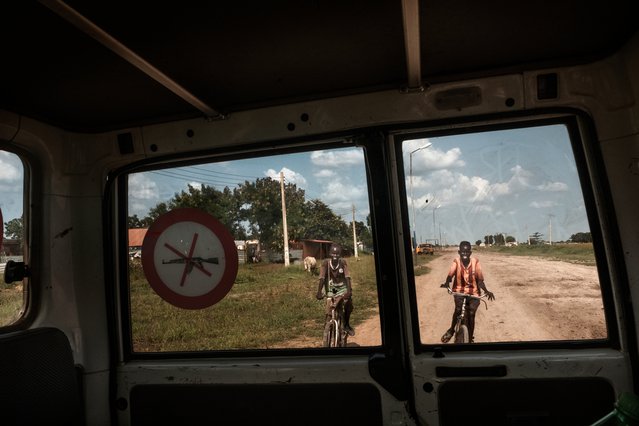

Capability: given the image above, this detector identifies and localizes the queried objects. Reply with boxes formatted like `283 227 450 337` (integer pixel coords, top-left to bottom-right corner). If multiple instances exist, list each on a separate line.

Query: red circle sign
141 208 238 309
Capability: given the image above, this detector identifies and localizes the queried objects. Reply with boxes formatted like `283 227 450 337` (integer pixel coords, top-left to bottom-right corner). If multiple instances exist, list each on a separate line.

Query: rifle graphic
162 257 219 273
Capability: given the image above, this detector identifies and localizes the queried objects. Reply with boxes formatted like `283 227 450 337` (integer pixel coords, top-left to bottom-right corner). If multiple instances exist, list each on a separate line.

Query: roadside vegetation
0 279 23 326
481 243 596 266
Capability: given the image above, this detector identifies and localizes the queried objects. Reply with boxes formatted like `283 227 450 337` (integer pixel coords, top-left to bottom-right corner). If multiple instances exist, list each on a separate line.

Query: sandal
441 330 454 343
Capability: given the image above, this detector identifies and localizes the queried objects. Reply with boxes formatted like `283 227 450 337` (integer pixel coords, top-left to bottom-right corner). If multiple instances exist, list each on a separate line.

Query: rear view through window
0 151 25 327
403 124 607 345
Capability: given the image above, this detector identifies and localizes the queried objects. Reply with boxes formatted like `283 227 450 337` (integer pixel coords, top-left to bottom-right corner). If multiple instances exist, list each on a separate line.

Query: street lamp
409 142 432 252
432 204 441 245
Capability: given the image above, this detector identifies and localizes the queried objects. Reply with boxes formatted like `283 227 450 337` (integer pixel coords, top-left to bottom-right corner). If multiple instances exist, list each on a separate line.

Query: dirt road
349 248 606 347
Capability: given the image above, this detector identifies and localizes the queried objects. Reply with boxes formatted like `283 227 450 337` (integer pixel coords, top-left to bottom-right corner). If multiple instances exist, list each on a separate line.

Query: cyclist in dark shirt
316 244 355 336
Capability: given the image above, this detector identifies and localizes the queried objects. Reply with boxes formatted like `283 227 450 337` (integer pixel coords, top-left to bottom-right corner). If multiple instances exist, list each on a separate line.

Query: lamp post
432 204 440 245
409 142 432 253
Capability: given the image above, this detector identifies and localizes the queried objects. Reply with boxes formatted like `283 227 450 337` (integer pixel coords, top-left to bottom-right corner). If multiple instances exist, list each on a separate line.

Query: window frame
0 144 38 332
391 113 623 353
111 136 388 360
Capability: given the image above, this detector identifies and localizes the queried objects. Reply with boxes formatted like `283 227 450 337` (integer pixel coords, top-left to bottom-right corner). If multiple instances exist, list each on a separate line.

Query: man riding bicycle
440 241 495 343
316 243 355 336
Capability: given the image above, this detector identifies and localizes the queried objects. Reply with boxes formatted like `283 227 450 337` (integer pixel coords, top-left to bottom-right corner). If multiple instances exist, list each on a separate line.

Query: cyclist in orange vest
440 241 495 343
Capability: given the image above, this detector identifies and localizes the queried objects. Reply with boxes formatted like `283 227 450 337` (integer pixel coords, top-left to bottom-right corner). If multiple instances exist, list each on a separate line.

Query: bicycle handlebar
446 288 488 300
444 287 490 309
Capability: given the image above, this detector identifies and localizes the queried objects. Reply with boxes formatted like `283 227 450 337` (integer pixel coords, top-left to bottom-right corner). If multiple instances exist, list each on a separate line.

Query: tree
4 216 22 239
475 240 482 246
237 177 310 251
570 232 592 243
506 235 516 243
529 232 544 245
128 214 154 228
354 219 373 250
4 215 23 248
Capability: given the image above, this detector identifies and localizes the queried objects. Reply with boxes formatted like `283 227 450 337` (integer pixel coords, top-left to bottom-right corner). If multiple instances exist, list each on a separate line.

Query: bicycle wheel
454 325 470 343
323 320 337 347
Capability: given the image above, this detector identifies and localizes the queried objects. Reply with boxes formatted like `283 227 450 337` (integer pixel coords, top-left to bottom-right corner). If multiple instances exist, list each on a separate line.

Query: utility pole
352 205 359 259
280 172 290 266
548 214 555 245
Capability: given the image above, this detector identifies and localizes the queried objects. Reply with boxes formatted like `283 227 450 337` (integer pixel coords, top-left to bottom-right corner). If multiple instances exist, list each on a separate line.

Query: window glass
0 151 25 326
403 124 607 344
126 145 380 352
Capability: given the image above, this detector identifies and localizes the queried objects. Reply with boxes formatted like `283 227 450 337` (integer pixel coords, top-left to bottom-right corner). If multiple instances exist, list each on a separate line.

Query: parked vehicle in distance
416 243 434 255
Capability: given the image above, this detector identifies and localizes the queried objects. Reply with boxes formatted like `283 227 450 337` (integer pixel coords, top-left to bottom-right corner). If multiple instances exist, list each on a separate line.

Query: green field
129 254 382 351
0 280 24 327
484 243 596 266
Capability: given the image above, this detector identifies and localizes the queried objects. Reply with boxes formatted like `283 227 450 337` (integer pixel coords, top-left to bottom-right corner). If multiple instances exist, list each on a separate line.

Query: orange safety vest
450 257 481 296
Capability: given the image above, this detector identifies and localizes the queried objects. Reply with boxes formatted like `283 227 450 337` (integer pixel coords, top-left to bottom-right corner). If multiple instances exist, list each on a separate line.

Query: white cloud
530 200 557 208
321 181 366 204
537 181 569 192
0 152 21 181
412 164 544 209
314 169 337 179
404 139 465 171
129 173 159 200
265 167 308 187
311 149 363 167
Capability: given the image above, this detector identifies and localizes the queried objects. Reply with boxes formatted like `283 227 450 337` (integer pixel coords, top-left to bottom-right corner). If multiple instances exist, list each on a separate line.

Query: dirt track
349 248 606 347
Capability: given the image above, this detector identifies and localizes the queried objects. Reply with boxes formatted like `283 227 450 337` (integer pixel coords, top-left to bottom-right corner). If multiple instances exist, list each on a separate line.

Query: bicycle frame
323 295 348 347
447 289 488 344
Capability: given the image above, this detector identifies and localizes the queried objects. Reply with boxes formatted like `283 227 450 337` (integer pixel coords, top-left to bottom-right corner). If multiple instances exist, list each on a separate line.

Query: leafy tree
529 231 544 245
4 215 22 238
128 214 154 228
237 177 309 251
4 215 23 250
299 199 349 246
570 232 592 243
475 240 482 246
506 235 516 243
169 185 246 239
353 220 373 250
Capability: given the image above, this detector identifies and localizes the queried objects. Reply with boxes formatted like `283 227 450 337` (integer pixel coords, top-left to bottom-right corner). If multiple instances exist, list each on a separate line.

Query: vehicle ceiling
2 1 638 133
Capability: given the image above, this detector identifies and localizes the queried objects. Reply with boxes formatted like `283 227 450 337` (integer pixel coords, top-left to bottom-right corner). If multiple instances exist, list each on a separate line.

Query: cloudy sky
128 147 371 227
404 124 589 245
2 123 590 246
0 151 23 228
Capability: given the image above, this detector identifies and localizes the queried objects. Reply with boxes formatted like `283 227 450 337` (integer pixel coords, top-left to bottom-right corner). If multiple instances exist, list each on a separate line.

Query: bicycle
444 287 489 343
322 294 349 347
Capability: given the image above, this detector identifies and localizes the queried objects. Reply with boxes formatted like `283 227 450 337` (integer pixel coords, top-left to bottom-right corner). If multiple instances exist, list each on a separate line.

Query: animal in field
303 256 317 274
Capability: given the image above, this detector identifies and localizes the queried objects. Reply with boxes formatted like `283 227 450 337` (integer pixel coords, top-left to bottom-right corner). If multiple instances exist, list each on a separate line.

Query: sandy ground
353 248 605 346
285 248 606 348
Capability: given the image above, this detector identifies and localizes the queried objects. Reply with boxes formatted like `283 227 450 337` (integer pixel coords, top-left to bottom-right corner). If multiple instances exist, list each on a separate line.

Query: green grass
485 243 596 266
0 280 24 326
413 251 438 276
129 255 379 352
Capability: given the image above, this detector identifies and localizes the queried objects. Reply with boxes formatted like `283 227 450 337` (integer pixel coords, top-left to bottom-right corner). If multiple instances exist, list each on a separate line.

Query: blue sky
1 123 591 245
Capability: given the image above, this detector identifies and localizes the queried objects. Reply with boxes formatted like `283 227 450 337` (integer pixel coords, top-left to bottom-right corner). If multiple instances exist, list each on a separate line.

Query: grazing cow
303 256 317 274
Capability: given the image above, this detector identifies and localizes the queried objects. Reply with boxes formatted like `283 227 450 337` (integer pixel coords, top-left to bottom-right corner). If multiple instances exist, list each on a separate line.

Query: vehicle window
402 124 607 344
125 145 380 352
0 150 26 327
